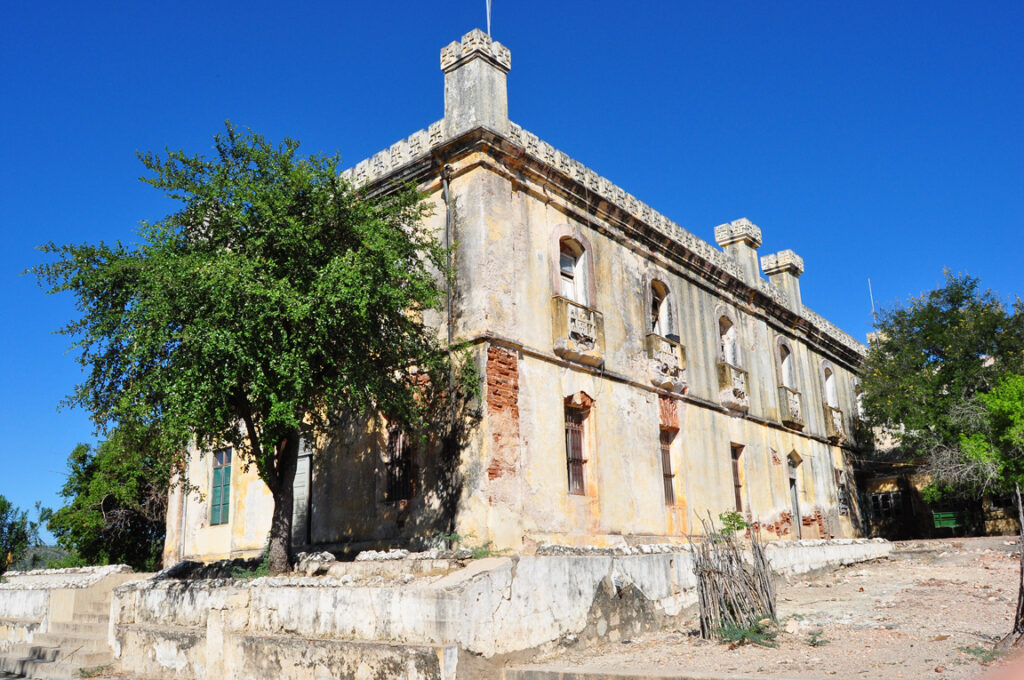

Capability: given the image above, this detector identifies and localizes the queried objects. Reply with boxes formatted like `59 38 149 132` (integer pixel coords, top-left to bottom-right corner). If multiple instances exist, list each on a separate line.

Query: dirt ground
526 536 1024 679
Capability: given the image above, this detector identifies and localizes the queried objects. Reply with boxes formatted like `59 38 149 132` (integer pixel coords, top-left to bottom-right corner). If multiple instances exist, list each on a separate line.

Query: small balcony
824 404 845 443
716 362 749 411
778 386 804 430
646 333 687 393
552 296 604 367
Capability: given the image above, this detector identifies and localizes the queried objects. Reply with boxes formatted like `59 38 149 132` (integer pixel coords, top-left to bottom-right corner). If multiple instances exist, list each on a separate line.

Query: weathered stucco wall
114 539 890 680
446 153 864 551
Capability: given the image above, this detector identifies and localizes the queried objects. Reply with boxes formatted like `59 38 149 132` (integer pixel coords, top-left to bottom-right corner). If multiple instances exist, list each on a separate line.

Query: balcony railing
552 296 605 367
716 362 749 411
778 386 804 430
824 403 845 443
646 333 687 392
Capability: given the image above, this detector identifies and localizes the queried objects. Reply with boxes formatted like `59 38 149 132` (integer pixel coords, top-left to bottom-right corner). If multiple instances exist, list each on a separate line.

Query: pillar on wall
761 249 804 313
714 218 762 286
441 29 511 138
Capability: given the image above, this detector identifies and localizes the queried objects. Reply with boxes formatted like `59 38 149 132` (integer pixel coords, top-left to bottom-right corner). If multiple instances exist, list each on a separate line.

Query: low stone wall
763 537 892 575
0 565 137 650
111 538 889 680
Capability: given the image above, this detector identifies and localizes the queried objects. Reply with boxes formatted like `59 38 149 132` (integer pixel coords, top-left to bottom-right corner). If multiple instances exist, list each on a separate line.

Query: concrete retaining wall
111 539 890 680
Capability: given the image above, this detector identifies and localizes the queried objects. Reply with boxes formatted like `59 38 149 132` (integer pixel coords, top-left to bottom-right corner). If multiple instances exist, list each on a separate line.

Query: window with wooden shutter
660 429 675 506
565 407 587 495
210 448 232 525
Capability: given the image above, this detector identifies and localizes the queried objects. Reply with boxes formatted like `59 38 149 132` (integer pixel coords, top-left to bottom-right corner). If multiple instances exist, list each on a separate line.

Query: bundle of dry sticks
689 515 776 639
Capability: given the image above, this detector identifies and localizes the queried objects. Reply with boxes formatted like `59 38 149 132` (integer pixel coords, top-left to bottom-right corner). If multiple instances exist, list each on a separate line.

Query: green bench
933 511 967 532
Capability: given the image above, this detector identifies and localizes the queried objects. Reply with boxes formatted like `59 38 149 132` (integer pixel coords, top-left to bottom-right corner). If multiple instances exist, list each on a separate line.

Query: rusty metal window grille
565 407 587 495
731 445 744 512
384 428 414 502
660 429 675 505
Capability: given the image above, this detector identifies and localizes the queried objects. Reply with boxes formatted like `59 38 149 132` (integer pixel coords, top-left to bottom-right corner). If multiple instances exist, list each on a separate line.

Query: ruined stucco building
163 30 868 566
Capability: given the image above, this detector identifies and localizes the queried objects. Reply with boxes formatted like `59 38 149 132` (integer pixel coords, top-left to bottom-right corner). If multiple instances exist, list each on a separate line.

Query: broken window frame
869 491 902 522
730 444 744 512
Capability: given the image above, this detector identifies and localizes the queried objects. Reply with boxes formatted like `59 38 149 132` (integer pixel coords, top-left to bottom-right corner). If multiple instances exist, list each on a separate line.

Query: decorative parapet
716 362 749 411
756 278 789 307
778 386 805 430
505 122 748 284
761 250 804 277
340 114 864 360
714 218 763 249
440 29 511 73
646 333 687 393
340 120 446 187
552 296 604 367
824 404 845 443
802 307 868 355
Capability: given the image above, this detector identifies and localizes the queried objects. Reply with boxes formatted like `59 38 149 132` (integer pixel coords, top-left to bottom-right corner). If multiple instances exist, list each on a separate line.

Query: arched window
853 377 865 419
719 316 739 367
650 280 669 335
559 238 586 306
551 225 595 308
823 366 838 408
779 344 795 390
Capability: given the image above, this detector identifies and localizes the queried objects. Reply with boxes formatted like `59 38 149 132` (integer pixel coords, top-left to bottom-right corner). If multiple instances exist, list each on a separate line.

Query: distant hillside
10 545 70 571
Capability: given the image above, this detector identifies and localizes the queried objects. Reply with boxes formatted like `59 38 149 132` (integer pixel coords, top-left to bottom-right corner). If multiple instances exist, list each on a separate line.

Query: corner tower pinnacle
441 29 511 137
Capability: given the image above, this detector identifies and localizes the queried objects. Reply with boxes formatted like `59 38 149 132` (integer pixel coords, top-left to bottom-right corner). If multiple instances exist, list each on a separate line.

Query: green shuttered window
211 448 232 525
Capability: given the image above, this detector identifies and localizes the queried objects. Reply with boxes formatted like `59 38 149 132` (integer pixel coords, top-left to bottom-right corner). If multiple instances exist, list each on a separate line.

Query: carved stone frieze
761 249 805 277
824 404 846 443
714 218 763 249
552 297 604 367
778 386 805 430
440 29 511 73
716 362 749 411
646 334 687 393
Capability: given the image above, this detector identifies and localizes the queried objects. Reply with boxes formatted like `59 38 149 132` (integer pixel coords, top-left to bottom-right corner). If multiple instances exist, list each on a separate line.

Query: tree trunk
998 483 1024 648
266 429 300 575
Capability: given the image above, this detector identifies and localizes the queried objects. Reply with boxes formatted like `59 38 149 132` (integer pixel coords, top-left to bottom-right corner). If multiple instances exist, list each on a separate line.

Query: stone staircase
0 597 115 680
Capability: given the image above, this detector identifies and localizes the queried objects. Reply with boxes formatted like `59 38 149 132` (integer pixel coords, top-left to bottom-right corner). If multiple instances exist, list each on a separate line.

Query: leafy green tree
860 272 1024 493
47 424 175 571
0 496 37 578
34 124 467 573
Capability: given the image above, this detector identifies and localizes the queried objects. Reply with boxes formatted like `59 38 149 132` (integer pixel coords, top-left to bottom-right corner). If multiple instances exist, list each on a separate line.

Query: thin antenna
486 0 492 37
868 277 876 318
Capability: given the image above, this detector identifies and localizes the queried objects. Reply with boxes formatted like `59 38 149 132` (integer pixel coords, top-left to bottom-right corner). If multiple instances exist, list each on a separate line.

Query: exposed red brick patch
801 509 829 538
486 345 520 483
770 448 782 465
658 395 679 431
750 510 794 538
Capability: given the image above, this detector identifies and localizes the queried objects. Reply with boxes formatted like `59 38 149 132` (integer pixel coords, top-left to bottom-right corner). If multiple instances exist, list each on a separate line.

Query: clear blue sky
1 2 1021 531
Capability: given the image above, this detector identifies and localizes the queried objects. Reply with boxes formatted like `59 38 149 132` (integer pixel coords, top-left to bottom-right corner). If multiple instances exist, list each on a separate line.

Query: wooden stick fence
688 514 777 640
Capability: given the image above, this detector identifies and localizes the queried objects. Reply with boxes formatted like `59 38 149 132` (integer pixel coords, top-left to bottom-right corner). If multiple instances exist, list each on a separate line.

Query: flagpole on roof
486 0 492 37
